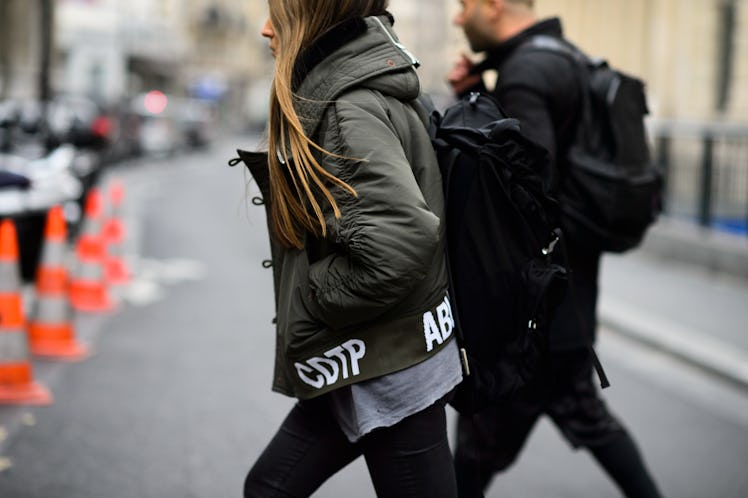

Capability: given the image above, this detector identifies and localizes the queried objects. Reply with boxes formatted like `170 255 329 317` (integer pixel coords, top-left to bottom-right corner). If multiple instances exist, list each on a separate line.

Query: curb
641 218 748 280
598 296 748 391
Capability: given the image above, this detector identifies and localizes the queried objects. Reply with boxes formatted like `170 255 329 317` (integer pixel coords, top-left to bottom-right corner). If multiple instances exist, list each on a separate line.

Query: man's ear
484 0 504 20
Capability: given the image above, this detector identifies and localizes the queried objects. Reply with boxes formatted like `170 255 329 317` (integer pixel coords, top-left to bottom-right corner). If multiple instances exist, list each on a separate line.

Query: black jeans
245 395 457 498
454 348 661 498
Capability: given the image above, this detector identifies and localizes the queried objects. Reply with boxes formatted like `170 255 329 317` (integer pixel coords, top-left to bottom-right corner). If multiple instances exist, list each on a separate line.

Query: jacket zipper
371 16 420 67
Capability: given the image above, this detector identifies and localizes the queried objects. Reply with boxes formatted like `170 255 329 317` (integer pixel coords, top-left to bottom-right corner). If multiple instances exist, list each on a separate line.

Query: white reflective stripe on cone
108 243 124 257
40 239 66 264
0 262 20 291
32 295 73 323
0 330 29 362
81 218 101 236
74 259 103 280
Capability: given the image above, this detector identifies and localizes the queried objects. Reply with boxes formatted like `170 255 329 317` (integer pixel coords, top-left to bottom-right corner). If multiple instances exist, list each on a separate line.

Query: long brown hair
266 0 389 249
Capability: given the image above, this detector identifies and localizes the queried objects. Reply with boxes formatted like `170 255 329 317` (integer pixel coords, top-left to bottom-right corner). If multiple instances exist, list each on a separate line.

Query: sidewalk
598 218 748 390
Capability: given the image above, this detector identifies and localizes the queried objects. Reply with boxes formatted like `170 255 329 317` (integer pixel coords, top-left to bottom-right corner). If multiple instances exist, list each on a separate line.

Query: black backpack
416 92 569 415
524 36 664 253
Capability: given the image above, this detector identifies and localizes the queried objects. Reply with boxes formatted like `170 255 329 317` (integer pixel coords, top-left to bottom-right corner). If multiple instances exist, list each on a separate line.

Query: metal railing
649 119 748 236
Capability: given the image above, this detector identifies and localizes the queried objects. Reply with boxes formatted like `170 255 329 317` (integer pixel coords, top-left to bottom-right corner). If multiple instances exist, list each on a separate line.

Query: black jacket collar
292 12 395 91
474 17 563 73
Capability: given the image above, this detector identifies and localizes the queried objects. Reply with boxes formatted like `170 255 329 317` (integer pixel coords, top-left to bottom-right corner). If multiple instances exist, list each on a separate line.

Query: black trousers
454 348 662 498
245 395 458 498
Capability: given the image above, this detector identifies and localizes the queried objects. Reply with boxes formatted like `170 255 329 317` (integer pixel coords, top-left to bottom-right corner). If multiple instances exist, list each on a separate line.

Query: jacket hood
292 15 421 137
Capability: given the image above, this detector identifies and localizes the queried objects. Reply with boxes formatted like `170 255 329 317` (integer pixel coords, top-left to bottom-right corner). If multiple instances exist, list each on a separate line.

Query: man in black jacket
448 1 663 497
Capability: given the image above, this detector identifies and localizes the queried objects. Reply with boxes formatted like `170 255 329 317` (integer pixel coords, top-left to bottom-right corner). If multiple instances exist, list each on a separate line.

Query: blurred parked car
174 97 215 148
0 145 83 281
129 91 215 156
47 94 111 186
130 91 182 157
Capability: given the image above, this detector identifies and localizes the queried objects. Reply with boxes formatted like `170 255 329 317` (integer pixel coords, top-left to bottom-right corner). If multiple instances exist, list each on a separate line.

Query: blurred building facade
1 1 746 128
410 0 747 123
0 1 46 101
182 0 271 128
55 0 188 103
534 0 746 122
51 0 272 127
388 1 453 105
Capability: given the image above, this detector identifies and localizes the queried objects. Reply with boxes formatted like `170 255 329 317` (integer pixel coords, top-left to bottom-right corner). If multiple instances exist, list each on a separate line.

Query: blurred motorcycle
0 100 88 281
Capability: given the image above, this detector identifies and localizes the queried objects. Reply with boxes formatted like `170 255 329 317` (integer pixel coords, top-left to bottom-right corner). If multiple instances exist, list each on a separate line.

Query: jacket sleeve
306 92 442 330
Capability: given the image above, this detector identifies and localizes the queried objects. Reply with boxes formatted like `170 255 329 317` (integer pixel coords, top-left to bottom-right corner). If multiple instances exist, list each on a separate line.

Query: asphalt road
0 137 747 498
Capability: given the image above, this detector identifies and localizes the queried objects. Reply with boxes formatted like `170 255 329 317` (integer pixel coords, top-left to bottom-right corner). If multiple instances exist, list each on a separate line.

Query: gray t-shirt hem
329 338 463 443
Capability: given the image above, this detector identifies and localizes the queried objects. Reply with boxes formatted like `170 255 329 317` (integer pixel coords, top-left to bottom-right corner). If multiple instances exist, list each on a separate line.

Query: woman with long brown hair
239 0 462 496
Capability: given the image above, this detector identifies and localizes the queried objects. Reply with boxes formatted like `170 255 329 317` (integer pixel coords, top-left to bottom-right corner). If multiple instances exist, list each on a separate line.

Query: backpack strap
556 233 611 390
523 35 589 65
518 35 602 147
412 93 441 140
506 43 613 387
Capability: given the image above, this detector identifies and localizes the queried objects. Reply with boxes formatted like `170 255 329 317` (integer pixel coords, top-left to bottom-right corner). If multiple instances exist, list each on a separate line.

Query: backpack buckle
542 234 560 255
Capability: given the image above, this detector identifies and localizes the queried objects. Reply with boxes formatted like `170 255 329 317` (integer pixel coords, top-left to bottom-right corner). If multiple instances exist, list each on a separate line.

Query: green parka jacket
236 15 455 399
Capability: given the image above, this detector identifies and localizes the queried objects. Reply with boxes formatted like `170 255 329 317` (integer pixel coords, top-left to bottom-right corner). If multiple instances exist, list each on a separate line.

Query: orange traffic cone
28 206 89 360
0 219 52 405
103 180 130 285
69 188 114 312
